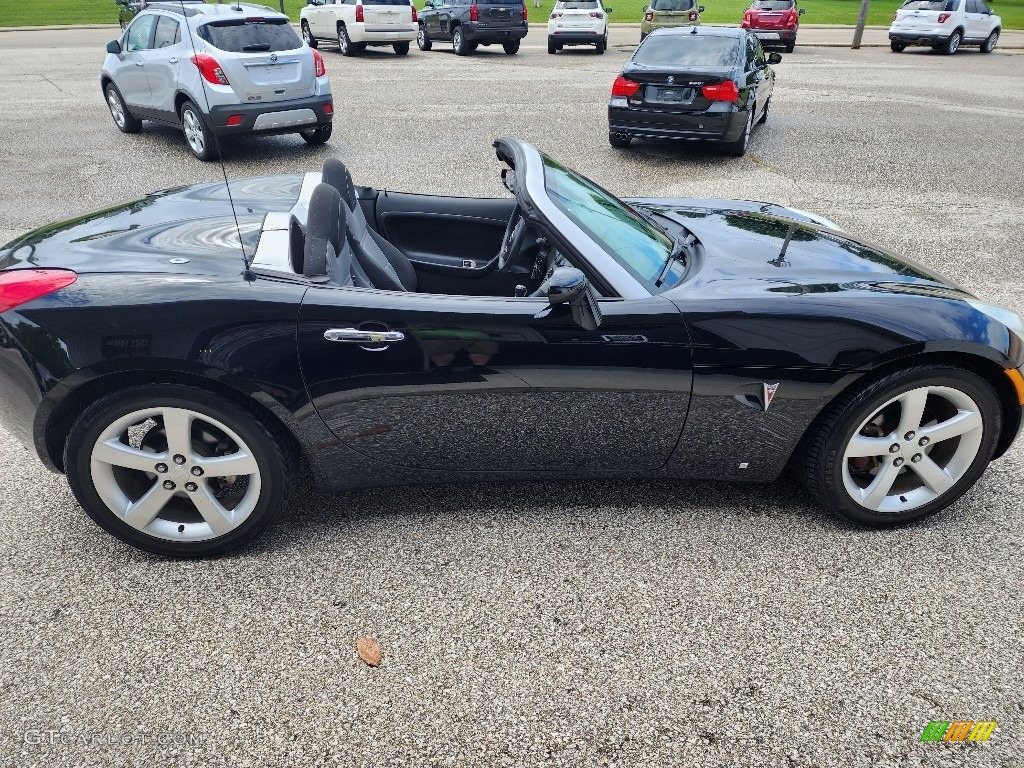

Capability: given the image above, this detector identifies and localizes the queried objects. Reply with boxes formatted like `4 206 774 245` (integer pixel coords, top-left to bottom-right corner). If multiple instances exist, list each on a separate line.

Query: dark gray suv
417 0 529 55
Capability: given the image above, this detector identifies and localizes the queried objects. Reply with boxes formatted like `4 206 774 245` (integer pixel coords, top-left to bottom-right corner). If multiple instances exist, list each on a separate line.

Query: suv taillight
412 5 418 22
356 4 364 22
470 3 478 21
742 11 751 27
550 11 561 18
785 9 797 27
312 49 326 77
190 54 230 85
937 12 952 22
701 81 739 102
0 269 78 314
611 75 640 97
590 11 603 18
643 11 653 21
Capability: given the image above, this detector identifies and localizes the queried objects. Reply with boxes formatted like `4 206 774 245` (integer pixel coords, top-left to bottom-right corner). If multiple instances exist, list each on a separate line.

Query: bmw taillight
590 11 603 18
611 75 640 97
470 3 478 21
701 80 739 102
412 5 418 21
688 10 697 21
643 11 653 21
356 4 364 22
190 54 230 85
0 269 78 314
312 49 326 77
937 12 951 22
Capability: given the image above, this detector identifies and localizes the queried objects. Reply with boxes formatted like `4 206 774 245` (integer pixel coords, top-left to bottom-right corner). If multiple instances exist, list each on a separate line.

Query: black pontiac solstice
1 139 1022 556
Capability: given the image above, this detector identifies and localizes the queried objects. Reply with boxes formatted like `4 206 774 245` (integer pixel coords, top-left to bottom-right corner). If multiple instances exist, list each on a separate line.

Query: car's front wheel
418 25 432 51
301 20 317 48
65 386 296 557
800 366 1000 527
981 28 999 53
105 83 142 134
890 40 906 52
180 101 216 161
724 107 754 157
300 122 333 145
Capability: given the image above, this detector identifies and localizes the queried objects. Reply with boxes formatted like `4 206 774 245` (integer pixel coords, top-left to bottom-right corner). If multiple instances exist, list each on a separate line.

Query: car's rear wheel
503 40 520 54
890 40 906 52
724 108 753 157
596 35 607 54
301 20 317 48
105 84 142 134
943 29 962 54
758 95 771 124
394 41 410 55
338 25 355 56
785 39 795 53
548 40 557 54
608 132 631 148
418 25 432 50
981 29 999 53
452 26 469 55
300 122 333 145
800 366 1000 527
65 386 296 557
180 101 216 161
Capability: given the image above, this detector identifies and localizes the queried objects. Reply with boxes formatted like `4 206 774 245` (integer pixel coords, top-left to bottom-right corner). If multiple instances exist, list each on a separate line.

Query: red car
741 0 805 52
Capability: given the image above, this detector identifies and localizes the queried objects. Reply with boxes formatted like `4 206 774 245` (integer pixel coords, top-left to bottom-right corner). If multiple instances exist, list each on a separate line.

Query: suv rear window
555 1 599 7
900 1 956 9
634 35 740 66
197 18 302 53
650 0 695 10
751 1 794 9
363 0 412 5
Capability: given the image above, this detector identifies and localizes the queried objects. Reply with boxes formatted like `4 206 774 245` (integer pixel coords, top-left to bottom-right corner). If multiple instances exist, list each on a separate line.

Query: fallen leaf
356 636 382 667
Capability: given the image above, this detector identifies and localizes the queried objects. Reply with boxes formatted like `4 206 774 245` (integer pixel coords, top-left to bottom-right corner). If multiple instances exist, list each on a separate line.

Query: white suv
547 0 611 54
889 0 1001 54
300 0 418 56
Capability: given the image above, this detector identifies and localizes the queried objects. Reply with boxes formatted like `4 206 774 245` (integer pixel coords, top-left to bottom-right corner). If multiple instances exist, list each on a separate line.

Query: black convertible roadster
1 139 1022 556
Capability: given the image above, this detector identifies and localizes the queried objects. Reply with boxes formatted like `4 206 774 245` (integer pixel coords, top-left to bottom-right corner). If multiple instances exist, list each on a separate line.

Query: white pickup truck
300 0 418 56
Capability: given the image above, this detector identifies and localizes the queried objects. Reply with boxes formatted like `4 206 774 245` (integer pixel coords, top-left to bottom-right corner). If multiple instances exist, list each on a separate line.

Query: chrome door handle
168 57 178 64
135 61 144 66
324 328 405 343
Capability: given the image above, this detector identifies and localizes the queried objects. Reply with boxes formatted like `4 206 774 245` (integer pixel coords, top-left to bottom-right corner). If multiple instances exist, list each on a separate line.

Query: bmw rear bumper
208 95 334 138
608 105 748 143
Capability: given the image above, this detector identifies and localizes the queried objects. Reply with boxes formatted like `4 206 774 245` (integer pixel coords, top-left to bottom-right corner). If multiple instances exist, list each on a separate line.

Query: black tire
301 20 318 48
758 95 770 125
338 24 355 56
784 40 795 53
180 100 217 162
105 83 142 134
300 122 332 145
394 41 410 55
724 107 753 157
65 385 296 558
799 366 1001 528
981 28 999 53
943 28 962 55
596 36 607 54
548 40 557 54
417 24 432 51
503 40 520 54
452 25 469 55
640 32 647 43
890 40 906 52
608 132 631 148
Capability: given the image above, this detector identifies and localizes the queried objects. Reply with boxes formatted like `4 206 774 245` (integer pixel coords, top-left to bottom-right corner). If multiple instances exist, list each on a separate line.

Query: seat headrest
304 183 346 279
323 157 358 210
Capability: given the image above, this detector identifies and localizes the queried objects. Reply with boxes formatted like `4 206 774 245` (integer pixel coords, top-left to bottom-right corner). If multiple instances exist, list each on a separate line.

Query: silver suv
101 2 333 160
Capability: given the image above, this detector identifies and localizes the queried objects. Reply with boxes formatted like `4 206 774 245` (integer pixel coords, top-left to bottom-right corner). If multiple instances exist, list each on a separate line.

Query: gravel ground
1 27 1022 768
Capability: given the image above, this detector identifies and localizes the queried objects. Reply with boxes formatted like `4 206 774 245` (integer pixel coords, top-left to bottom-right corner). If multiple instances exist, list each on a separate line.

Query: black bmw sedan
608 26 781 155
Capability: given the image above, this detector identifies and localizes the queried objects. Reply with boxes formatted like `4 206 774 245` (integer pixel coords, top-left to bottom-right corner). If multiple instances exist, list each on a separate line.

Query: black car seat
304 183 354 287
322 158 418 292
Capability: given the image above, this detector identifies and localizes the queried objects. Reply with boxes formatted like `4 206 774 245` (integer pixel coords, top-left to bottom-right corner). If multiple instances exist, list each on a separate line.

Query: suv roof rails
144 2 283 18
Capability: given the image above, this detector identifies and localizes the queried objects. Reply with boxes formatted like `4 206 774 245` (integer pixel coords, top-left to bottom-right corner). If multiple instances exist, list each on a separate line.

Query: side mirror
425 0 434 6
798 7 805 14
606 7 613 12
698 5 705 12
767 51 782 64
106 40 122 54
541 267 602 330
642 5 648 12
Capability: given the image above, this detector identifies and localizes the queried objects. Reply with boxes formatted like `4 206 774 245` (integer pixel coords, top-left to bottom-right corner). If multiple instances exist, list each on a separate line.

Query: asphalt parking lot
1 25 1022 768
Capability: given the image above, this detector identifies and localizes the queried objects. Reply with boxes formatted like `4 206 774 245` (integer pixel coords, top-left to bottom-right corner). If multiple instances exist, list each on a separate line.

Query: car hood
0 175 306 275
637 201 972 299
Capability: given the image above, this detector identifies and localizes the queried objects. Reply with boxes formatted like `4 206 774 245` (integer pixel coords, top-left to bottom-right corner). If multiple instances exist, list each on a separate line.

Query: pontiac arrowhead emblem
763 383 779 412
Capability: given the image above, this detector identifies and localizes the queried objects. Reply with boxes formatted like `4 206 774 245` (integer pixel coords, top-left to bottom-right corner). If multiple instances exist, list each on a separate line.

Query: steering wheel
497 207 530 272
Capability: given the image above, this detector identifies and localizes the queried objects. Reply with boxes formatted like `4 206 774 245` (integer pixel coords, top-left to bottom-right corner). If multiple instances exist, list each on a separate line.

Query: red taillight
470 3 478 21
522 4 528 20
225 114 243 126
355 4 364 22
412 5 417 22
323 103 333 115
701 80 739 102
312 48 326 77
190 54 230 86
688 10 697 21
611 75 640 97
937 12 951 22
643 11 653 21
785 10 797 27
590 11 603 18
0 269 78 314
742 11 751 27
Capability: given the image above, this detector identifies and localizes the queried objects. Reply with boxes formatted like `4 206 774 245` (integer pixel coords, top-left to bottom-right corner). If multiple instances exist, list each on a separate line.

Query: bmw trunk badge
763 383 779 411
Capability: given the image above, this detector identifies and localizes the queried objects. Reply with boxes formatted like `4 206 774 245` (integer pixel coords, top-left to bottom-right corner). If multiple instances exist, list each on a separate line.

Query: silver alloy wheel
948 31 961 53
182 108 205 155
453 28 462 53
418 27 426 47
983 30 999 52
90 407 262 542
107 90 126 129
302 22 312 45
741 109 753 148
841 385 983 514
338 27 348 53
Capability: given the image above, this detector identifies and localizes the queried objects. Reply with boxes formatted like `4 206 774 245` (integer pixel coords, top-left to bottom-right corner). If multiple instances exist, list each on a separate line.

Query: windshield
634 34 741 67
542 155 680 292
